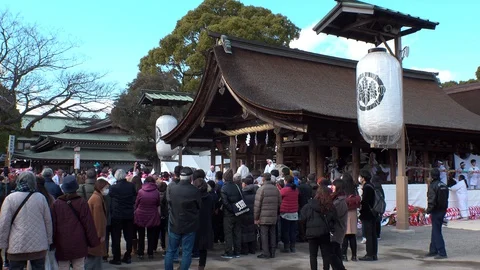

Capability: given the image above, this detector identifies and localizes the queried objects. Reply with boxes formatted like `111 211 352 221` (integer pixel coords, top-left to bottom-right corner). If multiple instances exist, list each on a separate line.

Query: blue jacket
45 177 63 199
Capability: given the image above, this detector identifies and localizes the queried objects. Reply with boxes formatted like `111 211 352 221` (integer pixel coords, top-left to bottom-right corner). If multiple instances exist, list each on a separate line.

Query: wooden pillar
230 136 237 172
389 149 397 183
276 132 284 165
316 147 326 178
221 155 225 172
309 139 317 175
301 147 308 177
423 151 430 182
352 146 360 182
178 146 183 166
210 143 216 167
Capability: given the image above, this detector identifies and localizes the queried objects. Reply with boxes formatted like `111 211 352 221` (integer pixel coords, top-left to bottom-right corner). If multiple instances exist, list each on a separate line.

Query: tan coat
254 182 281 225
346 209 358 235
87 191 107 257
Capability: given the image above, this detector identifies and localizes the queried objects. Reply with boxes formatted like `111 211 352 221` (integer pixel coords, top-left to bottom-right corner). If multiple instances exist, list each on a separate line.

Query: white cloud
410 67 454 83
289 23 328 51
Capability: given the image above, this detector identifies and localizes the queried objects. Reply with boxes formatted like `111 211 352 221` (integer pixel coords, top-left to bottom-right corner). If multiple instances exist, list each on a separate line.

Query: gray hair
233 173 242 183
292 170 300 177
41 168 54 178
17 171 37 191
86 168 97 179
114 169 126 180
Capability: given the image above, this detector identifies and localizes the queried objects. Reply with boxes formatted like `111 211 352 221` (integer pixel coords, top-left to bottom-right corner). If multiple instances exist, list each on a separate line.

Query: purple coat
134 183 161 228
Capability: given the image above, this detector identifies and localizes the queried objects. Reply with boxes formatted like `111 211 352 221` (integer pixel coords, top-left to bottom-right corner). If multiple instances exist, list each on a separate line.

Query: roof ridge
209 31 437 81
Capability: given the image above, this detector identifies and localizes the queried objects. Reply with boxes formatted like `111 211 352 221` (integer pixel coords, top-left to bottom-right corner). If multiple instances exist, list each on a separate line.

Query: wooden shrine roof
445 82 480 116
162 34 480 146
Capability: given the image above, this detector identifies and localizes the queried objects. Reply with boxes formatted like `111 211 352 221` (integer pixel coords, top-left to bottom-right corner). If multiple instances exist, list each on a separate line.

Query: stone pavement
104 220 480 270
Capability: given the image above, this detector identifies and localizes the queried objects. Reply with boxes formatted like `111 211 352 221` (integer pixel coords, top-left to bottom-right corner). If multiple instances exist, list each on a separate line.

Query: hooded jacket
300 199 337 239
134 183 161 228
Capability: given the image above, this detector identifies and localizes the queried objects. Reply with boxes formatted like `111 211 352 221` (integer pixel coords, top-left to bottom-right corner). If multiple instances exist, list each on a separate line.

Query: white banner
382 184 480 211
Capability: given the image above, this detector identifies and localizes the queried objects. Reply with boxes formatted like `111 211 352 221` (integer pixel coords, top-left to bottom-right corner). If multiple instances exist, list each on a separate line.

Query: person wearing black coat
297 176 313 242
358 169 378 261
371 173 385 239
220 169 243 258
240 177 258 255
109 169 137 265
193 179 214 270
301 186 341 270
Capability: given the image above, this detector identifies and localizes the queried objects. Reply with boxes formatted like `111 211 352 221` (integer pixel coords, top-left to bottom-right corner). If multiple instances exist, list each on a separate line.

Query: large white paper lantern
356 47 403 147
156 115 178 158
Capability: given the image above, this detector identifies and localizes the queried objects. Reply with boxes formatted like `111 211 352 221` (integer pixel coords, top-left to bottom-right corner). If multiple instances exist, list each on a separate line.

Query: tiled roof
21 115 90 133
139 91 193 106
13 147 145 162
47 133 131 142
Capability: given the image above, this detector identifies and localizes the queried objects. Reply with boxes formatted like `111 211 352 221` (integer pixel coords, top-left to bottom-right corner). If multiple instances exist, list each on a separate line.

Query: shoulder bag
11 192 34 226
66 199 91 246
232 184 250 216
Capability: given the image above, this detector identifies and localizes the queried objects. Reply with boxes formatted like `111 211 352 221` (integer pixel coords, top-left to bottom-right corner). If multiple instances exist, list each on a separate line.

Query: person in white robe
206 165 216 181
469 159 479 190
450 175 469 219
438 161 447 184
237 160 250 179
264 159 275 174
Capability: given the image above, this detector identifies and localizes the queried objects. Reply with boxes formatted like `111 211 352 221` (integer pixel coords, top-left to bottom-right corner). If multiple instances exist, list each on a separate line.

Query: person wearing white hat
469 159 479 190
264 159 275 174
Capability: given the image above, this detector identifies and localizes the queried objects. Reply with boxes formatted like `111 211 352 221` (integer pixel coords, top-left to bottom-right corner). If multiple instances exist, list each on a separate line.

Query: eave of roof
313 0 438 44
444 82 480 94
138 90 194 106
13 147 146 162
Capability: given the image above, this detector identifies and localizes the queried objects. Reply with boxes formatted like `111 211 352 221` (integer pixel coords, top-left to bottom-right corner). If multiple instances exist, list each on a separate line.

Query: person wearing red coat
134 176 161 259
280 175 299 253
52 176 100 270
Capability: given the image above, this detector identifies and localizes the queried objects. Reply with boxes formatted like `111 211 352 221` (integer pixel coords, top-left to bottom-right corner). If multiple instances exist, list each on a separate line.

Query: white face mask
102 188 109 196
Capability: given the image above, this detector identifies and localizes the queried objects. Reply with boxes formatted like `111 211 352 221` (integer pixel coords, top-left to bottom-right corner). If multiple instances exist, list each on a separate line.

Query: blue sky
2 0 479 93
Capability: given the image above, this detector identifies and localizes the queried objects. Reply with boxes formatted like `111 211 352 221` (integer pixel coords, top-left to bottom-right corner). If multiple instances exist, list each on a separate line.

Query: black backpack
435 181 449 211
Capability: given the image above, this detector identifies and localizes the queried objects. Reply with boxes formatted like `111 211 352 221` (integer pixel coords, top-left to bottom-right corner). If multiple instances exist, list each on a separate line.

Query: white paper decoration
156 115 178 158
356 48 403 147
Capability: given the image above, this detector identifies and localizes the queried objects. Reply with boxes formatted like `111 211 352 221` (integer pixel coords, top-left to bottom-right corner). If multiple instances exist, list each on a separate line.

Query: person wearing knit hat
165 167 201 270
52 175 100 269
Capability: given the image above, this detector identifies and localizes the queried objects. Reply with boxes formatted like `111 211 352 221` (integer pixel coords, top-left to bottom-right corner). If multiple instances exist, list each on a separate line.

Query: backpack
367 184 386 218
435 181 449 210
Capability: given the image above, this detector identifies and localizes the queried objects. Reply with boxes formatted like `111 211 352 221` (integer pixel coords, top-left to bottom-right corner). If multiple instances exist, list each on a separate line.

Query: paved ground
104 220 480 270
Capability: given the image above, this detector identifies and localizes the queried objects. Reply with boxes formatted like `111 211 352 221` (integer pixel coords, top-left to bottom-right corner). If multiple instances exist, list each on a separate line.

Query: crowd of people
0 159 454 270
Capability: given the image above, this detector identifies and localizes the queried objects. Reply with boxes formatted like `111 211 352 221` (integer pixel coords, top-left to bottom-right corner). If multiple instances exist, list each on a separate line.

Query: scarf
15 181 36 193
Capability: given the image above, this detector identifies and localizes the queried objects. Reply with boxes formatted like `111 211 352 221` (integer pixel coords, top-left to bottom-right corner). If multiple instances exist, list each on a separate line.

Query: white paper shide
356 48 403 147
156 115 178 158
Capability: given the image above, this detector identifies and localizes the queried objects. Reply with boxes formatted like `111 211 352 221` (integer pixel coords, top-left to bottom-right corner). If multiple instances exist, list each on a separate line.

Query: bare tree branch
0 10 115 133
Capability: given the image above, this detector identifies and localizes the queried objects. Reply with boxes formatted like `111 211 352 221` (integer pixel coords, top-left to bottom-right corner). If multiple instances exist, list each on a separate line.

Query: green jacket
77 178 96 201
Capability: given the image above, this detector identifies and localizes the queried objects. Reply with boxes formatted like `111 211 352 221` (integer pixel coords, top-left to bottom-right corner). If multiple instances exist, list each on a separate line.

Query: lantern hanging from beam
156 115 178 158
356 47 403 148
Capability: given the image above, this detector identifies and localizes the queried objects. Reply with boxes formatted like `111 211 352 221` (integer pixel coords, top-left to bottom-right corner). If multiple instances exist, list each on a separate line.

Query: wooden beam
230 136 237 172
352 146 360 181
178 146 183 166
309 139 317 175
276 132 284 165
389 149 397 184
301 146 308 177
316 147 326 178
210 143 216 167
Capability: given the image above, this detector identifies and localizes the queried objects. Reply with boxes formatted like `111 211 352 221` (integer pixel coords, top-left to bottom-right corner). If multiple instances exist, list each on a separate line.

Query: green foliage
441 66 480 88
139 0 300 92
110 71 181 161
